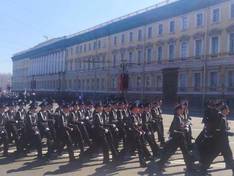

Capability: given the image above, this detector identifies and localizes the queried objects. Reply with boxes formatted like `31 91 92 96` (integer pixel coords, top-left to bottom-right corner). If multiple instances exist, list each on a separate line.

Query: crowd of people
0 95 233 176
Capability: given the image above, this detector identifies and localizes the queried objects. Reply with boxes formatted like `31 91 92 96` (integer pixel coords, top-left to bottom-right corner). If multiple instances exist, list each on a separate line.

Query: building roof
12 0 227 61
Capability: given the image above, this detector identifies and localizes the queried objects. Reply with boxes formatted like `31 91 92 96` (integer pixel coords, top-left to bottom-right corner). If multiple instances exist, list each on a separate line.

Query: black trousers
160 133 193 170
0 128 9 155
38 124 53 155
56 128 74 160
21 128 42 157
199 133 234 171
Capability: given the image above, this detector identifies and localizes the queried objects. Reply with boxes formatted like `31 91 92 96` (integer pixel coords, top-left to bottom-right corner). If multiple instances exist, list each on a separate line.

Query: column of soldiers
0 96 233 175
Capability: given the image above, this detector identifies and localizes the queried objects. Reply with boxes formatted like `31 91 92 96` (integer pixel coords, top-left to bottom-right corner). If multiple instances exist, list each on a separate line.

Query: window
179 73 187 91
169 20 175 33
147 48 152 63
148 27 152 39
211 36 219 55
195 39 203 57
180 41 189 59
231 4 234 18
101 79 104 89
96 79 100 90
113 54 117 67
112 78 116 89
102 56 106 69
84 44 87 52
121 34 125 44
137 76 142 88
181 16 188 31
137 50 142 64
138 30 142 41
146 76 151 88
210 72 218 90
114 36 117 45
158 24 163 35
89 43 92 51
212 8 220 23
121 52 124 61
156 75 162 89
70 48 73 56
230 33 234 53
98 40 101 49
93 41 97 50
129 51 133 63
168 43 175 61
196 13 203 27
228 71 234 88
129 32 133 42
157 46 163 62
193 73 201 91
76 46 79 54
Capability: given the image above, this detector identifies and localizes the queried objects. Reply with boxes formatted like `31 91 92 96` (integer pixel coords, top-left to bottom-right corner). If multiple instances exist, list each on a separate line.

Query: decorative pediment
208 28 222 36
119 48 126 53
127 46 135 51
156 40 165 46
180 35 190 41
167 38 177 44
226 24 234 33
145 42 153 48
193 32 205 39
136 44 143 49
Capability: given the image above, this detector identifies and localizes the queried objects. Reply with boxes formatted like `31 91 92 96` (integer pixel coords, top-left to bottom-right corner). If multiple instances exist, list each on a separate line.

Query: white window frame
194 39 204 57
180 41 189 58
181 16 189 31
157 46 163 62
229 32 234 53
147 26 153 39
211 6 221 24
210 35 220 55
178 73 187 90
169 20 175 33
168 43 175 61
209 71 219 89
195 11 204 28
192 72 202 90
158 23 163 36
230 0 234 19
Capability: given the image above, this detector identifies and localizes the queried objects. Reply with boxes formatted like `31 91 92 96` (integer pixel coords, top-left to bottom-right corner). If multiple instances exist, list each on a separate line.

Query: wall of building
12 0 234 102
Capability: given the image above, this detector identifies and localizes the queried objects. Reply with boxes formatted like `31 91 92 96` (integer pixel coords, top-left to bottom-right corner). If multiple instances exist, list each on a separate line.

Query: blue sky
0 0 164 74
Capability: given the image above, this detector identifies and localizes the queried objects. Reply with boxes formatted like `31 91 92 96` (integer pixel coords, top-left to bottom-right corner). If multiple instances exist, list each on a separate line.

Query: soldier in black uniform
66 105 85 156
126 105 152 167
37 101 54 157
141 103 160 159
0 105 9 156
54 104 75 161
151 100 165 146
92 103 118 163
199 104 234 175
157 104 195 173
23 103 42 158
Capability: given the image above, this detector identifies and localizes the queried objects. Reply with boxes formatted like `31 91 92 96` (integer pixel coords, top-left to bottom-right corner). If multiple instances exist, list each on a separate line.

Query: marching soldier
54 104 75 161
141 103 160 159
157 104 195 173
37 101 54 157
0 105 9 156
151 100 165 146
93 103 118 163
199 104 234 175
23 103 42 158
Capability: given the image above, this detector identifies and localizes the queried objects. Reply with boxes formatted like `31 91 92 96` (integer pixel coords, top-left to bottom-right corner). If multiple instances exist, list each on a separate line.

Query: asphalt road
0 114 234 176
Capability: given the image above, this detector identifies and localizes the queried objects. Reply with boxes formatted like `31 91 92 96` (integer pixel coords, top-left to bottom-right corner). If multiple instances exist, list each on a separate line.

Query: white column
46 55 48 74
49 54 52 74
62 51 65 72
